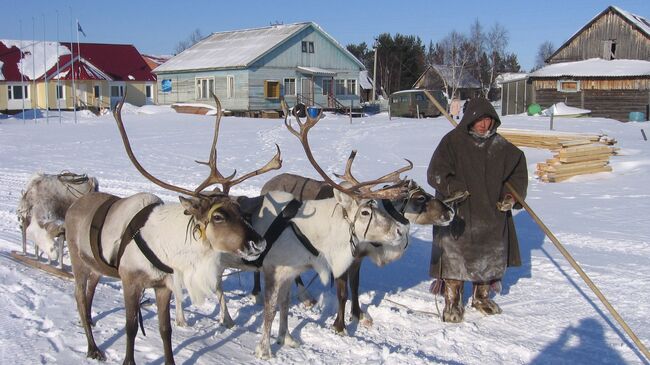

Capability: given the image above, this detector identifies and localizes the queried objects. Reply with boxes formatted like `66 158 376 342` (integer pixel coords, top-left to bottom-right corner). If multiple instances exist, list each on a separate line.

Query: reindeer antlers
113 92 282 197
281 100 411 200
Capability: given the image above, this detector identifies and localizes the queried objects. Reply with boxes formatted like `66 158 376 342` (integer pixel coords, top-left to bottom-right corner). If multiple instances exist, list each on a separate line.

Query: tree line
347 20 525 99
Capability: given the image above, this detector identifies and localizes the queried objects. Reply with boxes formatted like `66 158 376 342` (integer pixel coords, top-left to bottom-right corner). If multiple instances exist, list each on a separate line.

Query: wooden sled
9 251 74 280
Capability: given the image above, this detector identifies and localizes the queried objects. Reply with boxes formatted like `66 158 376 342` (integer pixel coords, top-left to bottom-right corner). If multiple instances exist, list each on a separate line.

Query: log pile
499 129 618 182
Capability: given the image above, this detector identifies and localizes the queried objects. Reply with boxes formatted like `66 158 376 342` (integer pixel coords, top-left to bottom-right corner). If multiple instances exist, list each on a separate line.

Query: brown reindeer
64 95 281 365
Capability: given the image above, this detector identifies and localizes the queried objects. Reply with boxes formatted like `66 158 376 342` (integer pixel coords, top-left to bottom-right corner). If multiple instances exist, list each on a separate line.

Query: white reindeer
17 172 98 262
64 95 281 365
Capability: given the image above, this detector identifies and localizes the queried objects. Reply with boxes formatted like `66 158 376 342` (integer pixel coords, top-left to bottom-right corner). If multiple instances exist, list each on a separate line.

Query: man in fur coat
427 97 528 323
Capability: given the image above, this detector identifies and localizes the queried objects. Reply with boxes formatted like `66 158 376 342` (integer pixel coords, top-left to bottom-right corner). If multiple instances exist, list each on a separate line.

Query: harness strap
89 195 121 278
243 199 303 267
289 222 320 257
117 202 171 274
381 199 409 225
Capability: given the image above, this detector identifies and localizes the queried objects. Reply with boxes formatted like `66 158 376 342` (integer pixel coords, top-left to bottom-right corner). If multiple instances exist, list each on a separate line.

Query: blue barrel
629 111 646 122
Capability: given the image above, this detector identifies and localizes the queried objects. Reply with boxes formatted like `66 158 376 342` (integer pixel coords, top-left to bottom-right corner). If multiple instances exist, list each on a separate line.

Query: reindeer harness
89 196 170 277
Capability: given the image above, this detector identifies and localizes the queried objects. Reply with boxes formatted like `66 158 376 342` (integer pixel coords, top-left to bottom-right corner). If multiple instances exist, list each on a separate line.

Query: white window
335 79 346 95
7 84 29 100
111 85 124 97
226 76 235 99
284 78 296 96
557 80 580 93
195 77 215 99
56 84 65 100
347 79 357 95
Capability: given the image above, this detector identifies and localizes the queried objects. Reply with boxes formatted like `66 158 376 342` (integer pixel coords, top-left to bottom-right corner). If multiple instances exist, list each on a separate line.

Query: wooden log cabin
499 6 650 121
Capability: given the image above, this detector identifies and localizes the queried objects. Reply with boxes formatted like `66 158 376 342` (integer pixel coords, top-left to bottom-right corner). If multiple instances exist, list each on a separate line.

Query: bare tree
174 28 204 55
440 30 473 100
534 41 555 71
483 23 509 97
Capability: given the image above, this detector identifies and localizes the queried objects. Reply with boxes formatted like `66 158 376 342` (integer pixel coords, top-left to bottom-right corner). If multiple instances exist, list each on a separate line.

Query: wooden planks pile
499 129 618 182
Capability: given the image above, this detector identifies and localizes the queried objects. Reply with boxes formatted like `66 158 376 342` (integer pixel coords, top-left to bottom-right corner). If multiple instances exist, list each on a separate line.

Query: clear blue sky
2 0 649 71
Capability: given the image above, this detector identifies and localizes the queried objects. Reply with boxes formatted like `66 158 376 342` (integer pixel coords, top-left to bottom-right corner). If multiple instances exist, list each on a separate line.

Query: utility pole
372 47 378 102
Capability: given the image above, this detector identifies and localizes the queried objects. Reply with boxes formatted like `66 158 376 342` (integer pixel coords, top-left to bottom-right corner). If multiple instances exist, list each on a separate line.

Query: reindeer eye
361 209 371 217
212 212 225 223
416 195 427 203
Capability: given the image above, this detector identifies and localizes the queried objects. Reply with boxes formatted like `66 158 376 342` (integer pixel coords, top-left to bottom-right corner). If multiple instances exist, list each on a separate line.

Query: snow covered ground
1 106 648 364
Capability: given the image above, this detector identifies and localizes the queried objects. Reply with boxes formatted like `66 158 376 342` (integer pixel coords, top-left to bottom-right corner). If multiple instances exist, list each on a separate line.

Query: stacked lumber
499 129 618 182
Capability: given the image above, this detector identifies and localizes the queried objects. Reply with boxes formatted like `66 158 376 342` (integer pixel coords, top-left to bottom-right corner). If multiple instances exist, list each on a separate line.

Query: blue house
153 22 366 114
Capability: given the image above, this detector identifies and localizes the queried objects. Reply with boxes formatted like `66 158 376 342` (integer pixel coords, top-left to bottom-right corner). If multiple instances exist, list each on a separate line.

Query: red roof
0 41 155 82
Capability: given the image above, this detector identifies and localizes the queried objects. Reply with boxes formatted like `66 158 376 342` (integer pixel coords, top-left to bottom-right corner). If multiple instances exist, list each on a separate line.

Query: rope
423 90 650 361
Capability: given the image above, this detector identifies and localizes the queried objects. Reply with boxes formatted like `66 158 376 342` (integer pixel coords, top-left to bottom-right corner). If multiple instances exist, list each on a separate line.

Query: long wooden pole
423 90 649 361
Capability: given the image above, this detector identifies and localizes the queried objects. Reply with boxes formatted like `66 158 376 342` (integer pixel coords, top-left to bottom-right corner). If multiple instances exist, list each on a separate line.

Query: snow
0 108 649 364
1 39 71 80
495 72 528 85
613 6 650 38
530 58 650 78
542 102 591 117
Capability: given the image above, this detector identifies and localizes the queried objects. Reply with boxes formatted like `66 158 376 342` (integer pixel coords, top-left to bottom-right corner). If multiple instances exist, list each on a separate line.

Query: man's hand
443 190 470 206
496 194 515 212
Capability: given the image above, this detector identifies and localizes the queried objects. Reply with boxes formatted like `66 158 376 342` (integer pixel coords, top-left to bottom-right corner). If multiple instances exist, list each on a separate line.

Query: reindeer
64 95 280 365
255 172 455 333
242 103 419 359
17 171 98 263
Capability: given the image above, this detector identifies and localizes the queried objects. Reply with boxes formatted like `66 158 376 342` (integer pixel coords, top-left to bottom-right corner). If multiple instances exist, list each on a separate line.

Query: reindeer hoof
277 334 301 348
301 298 317 309
252 293 263 306
86 347 106 361
254 344 272 359
221 317 235 329
358 312 373 327
175 318 189 327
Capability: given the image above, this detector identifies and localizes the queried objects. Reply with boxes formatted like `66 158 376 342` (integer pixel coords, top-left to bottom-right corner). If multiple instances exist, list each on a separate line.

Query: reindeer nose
251 239 267 253
396 228 403 236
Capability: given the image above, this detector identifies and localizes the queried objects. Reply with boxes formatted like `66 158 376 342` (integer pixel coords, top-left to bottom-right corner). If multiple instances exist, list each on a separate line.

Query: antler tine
194 93 237 195
112 91 198 197
333 150 362 185
225 144 282 191
333 152 413 199
281 99 301 139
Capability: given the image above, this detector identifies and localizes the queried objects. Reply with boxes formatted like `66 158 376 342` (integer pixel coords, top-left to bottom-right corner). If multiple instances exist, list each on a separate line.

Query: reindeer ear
179 196 201 216
333 188 354 209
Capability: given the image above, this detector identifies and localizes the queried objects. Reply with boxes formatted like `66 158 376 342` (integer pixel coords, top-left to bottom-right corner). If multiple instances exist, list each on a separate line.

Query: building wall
156 69 250 110
549 10 650 63
531 78 650 121
500 79 532 116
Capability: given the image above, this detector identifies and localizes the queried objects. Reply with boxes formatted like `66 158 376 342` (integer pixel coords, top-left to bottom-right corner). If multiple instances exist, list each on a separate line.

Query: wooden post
642 129 647 141
550 111 554 131
350 100 353 124
416 104 420 119
389 101 392 120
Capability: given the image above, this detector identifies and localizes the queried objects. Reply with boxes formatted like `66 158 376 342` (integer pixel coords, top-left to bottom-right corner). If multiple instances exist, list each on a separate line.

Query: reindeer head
397 180 454 226
114 93 281 260
283 100 411 265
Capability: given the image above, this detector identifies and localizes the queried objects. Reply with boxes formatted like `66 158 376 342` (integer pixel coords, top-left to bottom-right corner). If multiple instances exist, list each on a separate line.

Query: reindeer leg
277 277 300 348
251 271 263 305
85 271 101 327
295 275 316 308
122 278 143 365
255 268 278 360
70 252 105 361
350 259 372 326
171 272 187 327
216 268 234 329
21 219 29 254
333 273 348 335
155 286 175 365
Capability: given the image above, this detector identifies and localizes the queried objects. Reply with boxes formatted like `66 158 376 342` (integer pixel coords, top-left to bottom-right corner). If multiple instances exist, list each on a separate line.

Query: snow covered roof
0 40 154 82
296 66 336 76
530 58 650 78
358 70 373 90
612 5 650 38
495 72 528 85
154 22 364 73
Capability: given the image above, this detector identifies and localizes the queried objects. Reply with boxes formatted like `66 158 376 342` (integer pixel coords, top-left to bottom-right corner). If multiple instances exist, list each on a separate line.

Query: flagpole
70 9 76 124
43 14 49 123
76 19 81 118
19 20 25 123
32 17 36 123
56 11 61 123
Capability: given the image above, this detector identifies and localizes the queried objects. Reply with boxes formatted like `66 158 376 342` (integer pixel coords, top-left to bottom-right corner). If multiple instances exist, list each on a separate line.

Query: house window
264 80 280 99
196 77 215 99
94 85 100 98
335 79 346 95
111 85 124 97
226 76 235 98
322 79 332 95
301 41 314 53
7 84 29 100
557 80 580 93
145 85 152 98
284 78 296 96
347 79 357 95
56 85 65 99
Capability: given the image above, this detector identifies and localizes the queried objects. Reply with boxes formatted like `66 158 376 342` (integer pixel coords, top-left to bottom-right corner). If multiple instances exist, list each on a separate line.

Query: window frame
226 75 235 99
56 84 66 100
557 80 580 93
322 79 332 96
308 41 314 53
264 80 281 99
301 41 308 53
195 77 215 100
110 85 125 98
283 77 296 96
346 79 357 95
7 84 29 100
335 79 346 95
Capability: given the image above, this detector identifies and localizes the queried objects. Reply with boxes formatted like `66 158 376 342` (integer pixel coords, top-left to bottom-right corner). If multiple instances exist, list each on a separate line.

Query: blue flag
77 21 87 37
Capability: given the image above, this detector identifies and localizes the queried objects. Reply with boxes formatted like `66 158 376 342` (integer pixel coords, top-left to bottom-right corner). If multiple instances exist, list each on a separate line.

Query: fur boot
442 279 464 323
471 282 502 315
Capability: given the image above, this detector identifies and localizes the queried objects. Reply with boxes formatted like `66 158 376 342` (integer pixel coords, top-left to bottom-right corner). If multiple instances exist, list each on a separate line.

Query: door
301 78 313 105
